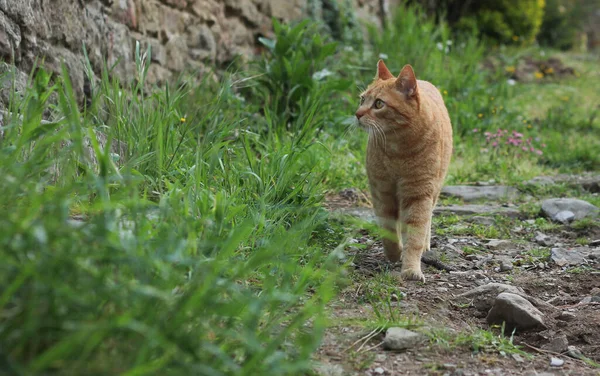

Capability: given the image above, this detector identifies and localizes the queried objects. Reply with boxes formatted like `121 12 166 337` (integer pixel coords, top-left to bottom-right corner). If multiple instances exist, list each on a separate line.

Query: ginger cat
355 60 453 282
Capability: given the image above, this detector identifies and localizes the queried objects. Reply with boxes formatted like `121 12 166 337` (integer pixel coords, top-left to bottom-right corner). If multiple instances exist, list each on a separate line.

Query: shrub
458 0 546 44
251 19 350 128
409 0 546 45
538 0 592 50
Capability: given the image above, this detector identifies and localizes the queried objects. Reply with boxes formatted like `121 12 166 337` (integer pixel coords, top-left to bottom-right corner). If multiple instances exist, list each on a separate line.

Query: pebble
500 261 514 272
534 232 553 246
550 357 564 367
542 334 569 353
383 328 425 351
555 210 575 224
558 311 576 321
566 345 585 360
487 239 513 250
374 367 385 375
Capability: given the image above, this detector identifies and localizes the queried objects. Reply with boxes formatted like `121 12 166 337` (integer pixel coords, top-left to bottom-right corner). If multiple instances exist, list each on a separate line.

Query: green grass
0 1 598 374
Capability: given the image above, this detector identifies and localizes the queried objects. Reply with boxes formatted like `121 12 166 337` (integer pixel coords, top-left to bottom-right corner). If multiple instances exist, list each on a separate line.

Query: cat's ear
396 64 418 98
376 59 394 80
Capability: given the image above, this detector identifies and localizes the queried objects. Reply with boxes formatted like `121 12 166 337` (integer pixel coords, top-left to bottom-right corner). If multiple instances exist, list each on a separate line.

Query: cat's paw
400 268 426 283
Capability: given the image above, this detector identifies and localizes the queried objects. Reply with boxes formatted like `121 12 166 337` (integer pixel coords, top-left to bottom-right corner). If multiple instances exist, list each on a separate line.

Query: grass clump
0 37 343 375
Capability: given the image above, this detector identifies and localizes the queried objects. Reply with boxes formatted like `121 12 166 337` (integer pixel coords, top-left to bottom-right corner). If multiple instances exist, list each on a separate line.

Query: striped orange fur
355 60 453 282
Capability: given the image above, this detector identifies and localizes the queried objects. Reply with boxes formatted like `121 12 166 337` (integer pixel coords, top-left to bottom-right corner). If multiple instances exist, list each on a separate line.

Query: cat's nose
355 110 365 120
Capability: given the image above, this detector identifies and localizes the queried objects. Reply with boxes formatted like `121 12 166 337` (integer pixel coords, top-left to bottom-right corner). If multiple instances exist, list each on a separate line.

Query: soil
316 188 600 376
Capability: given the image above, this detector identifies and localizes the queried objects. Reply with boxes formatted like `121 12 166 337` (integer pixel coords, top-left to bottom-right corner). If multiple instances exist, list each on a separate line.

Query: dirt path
316 180 600 376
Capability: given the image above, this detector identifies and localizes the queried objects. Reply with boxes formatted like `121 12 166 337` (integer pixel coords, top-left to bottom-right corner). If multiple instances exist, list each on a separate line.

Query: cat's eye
360 96 365 105
374 99 385 109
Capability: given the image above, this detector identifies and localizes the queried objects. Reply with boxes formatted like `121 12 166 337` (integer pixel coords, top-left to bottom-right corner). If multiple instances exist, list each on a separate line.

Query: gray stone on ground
557 311 576 322
487 239 513 251
550 357 564 367
383 327 425 351
525 176 556 187
336 205 521 222
486 292 546 331
553 174 600 193
434 204 520 218
454 283 525 312
467 216 496 226
542 334 569 353
313 363 344 376
554 210 575 224
566 345 585 360
441 185 518 202
534 232 553 247
541 198 599 222
551 247 587 266
499 260 514 272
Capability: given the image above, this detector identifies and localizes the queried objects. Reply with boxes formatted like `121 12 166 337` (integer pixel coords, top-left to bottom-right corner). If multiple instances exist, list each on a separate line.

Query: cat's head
355 60 420 133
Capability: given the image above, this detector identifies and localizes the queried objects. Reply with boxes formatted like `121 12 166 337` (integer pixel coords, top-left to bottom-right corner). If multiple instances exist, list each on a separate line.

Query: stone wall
0 0 395 106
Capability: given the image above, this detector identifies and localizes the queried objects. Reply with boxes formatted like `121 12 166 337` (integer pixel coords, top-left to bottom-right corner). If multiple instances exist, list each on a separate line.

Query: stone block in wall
132 33 167 66
0 9 21 59
165 35 188 72
187 24 216 62
146 64 173 86
110 0 138 30
263 0 305 20
137 0 163 38
160 3 193 38
0 62 28 108
108 21 135 82
0 0 49 37
223 0 266 27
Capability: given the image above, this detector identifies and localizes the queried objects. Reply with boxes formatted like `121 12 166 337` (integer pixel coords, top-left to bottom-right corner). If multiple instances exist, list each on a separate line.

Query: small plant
480 129 545 156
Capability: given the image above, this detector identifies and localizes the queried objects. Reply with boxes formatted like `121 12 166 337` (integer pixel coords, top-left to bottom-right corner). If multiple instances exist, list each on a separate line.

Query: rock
541 198 599 222
525 176 555 186
554 210 575 224
542 334 569 353
534 232 553 247
487 239 513 250
454 283 525 311
551 247 586 266
550 357 564 367
557 311 576 321
486 293 546 331
373 367 385 375
313 363 344 376
512 353 525 363
580 296 592 304
434 204 520 218
566 345 585 360
467 216 496 226
383 327 425 351
553 174 600 193
500 261 513 272
441 185 519 202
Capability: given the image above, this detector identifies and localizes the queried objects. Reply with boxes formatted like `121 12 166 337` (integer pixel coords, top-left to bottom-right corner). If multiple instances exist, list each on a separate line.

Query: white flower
436 42 444 51
378 53 388 59
446 40 453 46
507 79 516 86
312 69 333 81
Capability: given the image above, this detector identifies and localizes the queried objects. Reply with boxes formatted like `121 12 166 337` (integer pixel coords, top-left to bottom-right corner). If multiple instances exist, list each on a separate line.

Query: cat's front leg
400 197 433 282
370 187 402 263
